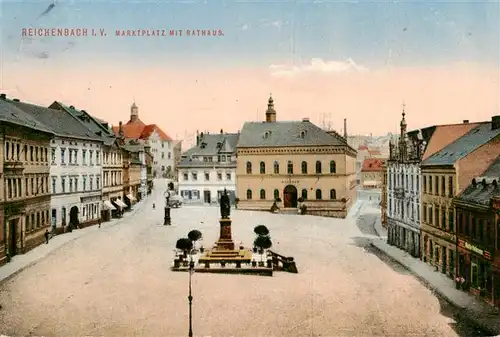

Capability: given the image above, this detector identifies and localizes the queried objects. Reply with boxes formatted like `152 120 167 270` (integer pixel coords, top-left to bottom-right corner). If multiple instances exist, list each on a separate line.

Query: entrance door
61 207 66 226
9 219 18 256
204 190 211 204
283 185 298 208
69 206 79 228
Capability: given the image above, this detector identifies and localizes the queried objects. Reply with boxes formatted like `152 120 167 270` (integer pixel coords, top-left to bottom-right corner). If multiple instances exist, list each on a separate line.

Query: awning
126 194 136 202
115 199 127 208
103 200 116 210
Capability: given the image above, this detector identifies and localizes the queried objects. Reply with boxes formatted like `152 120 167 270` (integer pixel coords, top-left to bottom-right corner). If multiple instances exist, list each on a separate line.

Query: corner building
236 96 357 218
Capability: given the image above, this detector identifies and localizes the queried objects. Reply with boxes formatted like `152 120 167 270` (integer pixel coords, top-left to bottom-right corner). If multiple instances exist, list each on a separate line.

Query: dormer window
300 131 307 138
263 131 272 139
200 142 207 149
216 142 222 149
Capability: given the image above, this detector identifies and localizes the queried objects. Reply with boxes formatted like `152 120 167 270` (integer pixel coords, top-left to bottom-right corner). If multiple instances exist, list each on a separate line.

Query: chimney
302 117 310 122
69 105 75 109
492 115 500 130
0 94 6 100
463 120 469 124
344 118 348 138
13 98 20 102
119 121 124 138
220 128 223 134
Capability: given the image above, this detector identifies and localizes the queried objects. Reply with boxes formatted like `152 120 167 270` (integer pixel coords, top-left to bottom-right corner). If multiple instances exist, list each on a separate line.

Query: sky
0 0 499 146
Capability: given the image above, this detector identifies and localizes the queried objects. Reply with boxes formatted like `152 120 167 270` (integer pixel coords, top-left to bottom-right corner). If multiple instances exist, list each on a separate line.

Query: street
0 185 485 337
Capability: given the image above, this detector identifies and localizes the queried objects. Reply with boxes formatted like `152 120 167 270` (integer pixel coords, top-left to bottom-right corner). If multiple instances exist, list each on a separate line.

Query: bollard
164 206 171 225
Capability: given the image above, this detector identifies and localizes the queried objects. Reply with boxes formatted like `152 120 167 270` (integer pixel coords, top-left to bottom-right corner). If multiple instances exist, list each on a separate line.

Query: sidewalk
371 238 500 335
373 216 387 238
0 199 148 285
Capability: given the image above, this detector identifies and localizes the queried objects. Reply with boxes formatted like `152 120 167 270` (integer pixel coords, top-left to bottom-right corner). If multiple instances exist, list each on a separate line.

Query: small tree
254 235 272 262
168 182 174 190
188 229 203 251
176 238 193 258
254 225 269 237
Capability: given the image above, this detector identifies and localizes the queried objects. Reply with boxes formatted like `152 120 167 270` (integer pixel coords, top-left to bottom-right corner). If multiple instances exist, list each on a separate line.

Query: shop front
456 238 495 306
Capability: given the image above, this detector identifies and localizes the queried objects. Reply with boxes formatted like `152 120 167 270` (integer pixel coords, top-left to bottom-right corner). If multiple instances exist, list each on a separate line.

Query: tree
176 238 193 257
254 235 272 261
253 225 269 237
168 182 175 190
188 229 202 242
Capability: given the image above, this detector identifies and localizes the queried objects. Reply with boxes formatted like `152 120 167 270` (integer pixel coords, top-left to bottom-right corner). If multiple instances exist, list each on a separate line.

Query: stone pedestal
217 218 234 250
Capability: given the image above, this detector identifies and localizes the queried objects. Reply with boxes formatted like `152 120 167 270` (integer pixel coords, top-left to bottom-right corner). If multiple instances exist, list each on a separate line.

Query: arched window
287 161 293 174
260 189 266 199
301 189 308 200
316 161 322 174
330 160 336 174
330 189 336 200
246 189 252 199
273 161 279 174
246 161 252 174
301 161 308 174
316 189 322 200
273 189 279 200
260 161 266 174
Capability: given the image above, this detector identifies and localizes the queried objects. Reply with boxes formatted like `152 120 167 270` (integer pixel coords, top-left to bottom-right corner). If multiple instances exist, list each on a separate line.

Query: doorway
9 219 18 257
204 190 211 204
283 185 298 208
69 206 79 229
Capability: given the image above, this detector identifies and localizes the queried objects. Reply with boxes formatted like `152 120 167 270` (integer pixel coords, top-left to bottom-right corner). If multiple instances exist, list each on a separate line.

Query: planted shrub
300 204 307 215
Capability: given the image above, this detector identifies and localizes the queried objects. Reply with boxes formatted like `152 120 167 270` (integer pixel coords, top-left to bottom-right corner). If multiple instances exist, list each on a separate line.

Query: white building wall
50 137 103 228
139 151 147 195
147 130 174 176
178 167 236 203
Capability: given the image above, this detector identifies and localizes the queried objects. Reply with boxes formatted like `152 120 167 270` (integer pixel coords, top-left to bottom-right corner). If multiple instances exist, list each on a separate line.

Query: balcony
4 160 25 172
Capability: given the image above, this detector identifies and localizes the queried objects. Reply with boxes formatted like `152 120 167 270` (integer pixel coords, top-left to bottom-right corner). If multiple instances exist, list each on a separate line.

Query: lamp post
164 190 171 226
188 257 194 337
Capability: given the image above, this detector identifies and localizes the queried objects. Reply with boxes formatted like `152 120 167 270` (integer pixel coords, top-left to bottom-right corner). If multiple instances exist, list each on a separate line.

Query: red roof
358 145 369 150
112 119 173 141
369 150 381 156
361 158 385 172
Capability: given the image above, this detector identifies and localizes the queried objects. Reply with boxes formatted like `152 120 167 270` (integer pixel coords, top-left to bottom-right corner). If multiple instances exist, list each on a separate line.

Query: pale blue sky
1 0 499 67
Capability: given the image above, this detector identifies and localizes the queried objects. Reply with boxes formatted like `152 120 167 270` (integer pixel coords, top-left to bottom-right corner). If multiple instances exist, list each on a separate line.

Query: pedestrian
153 203 155 209
44 229 49 244
98 218 101 228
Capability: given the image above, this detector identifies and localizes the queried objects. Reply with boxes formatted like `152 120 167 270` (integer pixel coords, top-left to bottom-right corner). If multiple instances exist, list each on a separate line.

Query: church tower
130 102 139 123
398 104 408 162
265 94 276 122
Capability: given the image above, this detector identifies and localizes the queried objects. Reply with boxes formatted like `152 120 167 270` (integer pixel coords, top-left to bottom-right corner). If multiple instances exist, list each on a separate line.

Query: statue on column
220 189 231 219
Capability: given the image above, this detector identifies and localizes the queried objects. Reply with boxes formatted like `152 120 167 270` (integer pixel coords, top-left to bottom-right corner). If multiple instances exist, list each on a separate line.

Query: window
260 161 266 174
429 205 433 225
273 161 279 174
30 146 34 161
61 148 66 164
96 151 100 164
478 219 484 241
61 177 66 193
246 189 252 200
435 176 439 196
52 177 56 194
301 161 307 174
51 148 56 164
260 189 266 199
246 161 252 174
35 147 39 161
89 150 93 165
7 179 12 199
287 161 293 174
435 206 439 227
83 176 87 191
429 176 433 194
30 178 34 194
69 178 73 192
226 172 231 180
423 176 427 193
330 189 336 200
330 161 336 174
441 176 445 197
183 173 188 181
217 172 222 181
90 176 93 190
162 152 165 159
301 189 307 200
441 207 446 229
5 142 9 160
18 178 22 197
274 189 279 200
316 161 322 174
448 176 454 196
204 172 210 181
24 145 27 161
315 189 322 200
192 172 197 181
82 150 87 165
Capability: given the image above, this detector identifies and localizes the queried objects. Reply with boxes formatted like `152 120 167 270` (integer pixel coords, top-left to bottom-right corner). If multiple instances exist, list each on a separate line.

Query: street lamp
188 258 195 337
164 190 171 226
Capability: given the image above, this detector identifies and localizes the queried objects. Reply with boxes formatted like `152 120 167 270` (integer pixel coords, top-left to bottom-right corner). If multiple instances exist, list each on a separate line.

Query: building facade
421 119 500 279
178 130 239 204
145 149 154 194
387 111 424 257
0 98 54 265
112 103 174 178
492 196 500 308
360 158 385 189
454 157 500 308
236 96 357 218
122 141 144 205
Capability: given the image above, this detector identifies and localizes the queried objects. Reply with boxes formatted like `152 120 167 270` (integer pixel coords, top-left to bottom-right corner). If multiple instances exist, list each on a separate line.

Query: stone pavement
371 238 500 335
0 199 148 284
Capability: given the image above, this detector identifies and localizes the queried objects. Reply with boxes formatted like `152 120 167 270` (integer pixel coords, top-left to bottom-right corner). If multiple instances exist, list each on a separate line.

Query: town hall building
236 96 357 218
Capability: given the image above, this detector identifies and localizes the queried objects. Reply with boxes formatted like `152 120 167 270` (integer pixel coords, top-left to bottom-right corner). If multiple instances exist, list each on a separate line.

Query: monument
198 189 253 265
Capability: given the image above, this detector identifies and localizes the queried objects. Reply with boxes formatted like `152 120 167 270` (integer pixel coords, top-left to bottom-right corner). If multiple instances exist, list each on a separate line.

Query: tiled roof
361 158 385 172
422 122 481 160
8 99 101 141
177 159 237 168
49 101 117 146
112 121 173 141
358 145 369 150
0 99 53 134
178 133 239 168
456 156 500 206
237 120 349 148
422 123 500 166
